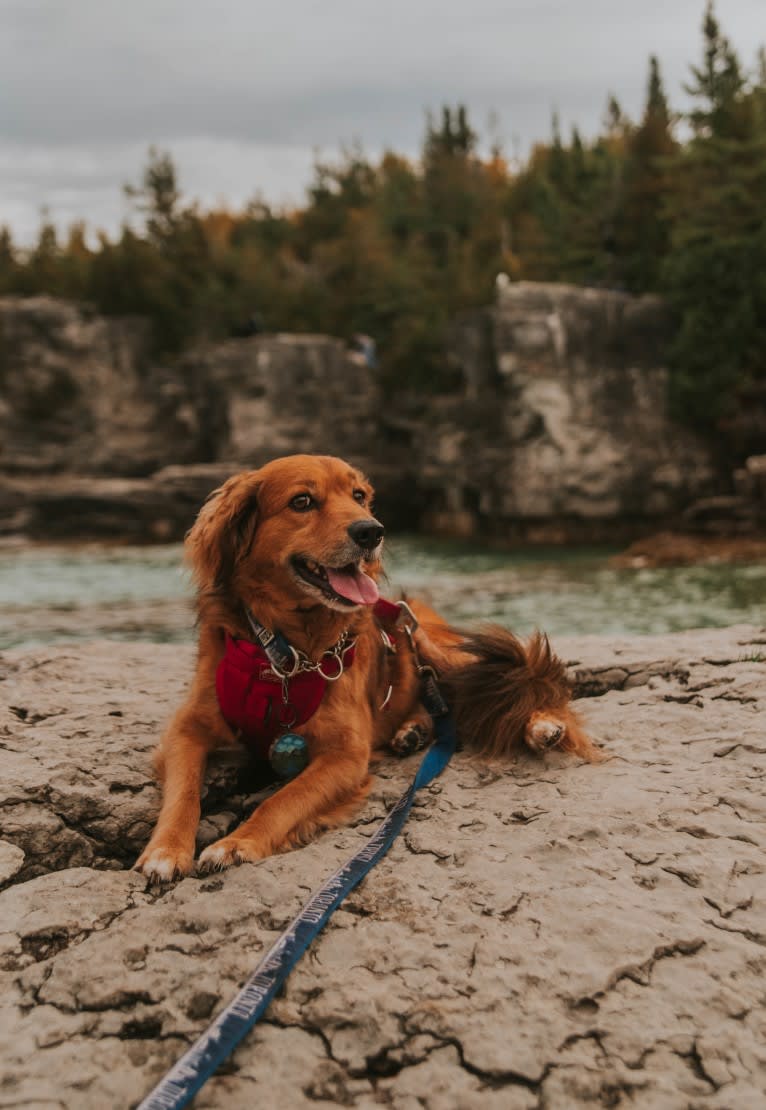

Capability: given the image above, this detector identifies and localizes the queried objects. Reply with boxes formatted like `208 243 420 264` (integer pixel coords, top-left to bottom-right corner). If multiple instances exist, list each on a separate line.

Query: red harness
216 598 402 758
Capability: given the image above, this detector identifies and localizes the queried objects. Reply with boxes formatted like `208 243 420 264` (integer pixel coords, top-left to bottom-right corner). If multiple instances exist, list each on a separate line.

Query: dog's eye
290 494 315 512
352 489 367 504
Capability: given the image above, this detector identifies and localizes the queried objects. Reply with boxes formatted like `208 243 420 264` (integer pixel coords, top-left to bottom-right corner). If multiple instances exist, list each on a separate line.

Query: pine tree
0 227 17 294
547 112 568 188
662 2 766 445
125 147 182 243
620 55 677 290
24 218 62 295
686 1 746 139
422 104 482 268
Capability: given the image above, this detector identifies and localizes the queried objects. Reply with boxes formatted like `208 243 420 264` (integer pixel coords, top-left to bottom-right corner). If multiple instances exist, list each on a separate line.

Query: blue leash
137 711 457 1110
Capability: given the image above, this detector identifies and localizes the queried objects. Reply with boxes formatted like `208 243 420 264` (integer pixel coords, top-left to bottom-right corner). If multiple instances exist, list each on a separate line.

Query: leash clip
268 644 302 680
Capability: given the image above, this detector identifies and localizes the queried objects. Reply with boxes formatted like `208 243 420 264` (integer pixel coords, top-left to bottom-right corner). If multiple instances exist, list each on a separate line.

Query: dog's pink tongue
327 566 379 605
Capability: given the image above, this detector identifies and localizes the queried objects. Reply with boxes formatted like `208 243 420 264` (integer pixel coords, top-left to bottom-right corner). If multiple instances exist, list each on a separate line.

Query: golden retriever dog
136 454 599 881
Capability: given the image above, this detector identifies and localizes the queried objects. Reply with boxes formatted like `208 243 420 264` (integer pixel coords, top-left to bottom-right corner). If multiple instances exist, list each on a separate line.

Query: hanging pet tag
269 732 309 780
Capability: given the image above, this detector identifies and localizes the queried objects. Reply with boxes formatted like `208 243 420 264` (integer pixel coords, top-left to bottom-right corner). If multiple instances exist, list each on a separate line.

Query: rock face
1 626 765 1108
0 296 382 540
0 297 222 477
0 465 240 542
176 333 380 468
410 282 715 542
682 454 766 536
0 287 716 542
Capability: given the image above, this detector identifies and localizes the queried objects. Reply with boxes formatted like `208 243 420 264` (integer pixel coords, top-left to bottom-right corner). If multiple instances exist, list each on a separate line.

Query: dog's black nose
348 519 385 550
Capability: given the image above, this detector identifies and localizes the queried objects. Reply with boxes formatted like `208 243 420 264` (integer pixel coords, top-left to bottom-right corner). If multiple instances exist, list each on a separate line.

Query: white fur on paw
391 722 430 756
198 843 231 871
198 838 262 872
135 848 190 882
525 717 565 752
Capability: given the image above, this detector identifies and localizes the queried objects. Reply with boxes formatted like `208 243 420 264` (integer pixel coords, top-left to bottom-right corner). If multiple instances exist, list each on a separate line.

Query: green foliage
662 4 766 439
686 1 747 139
1 4 764 436
0 228 18 294
619 56 677 291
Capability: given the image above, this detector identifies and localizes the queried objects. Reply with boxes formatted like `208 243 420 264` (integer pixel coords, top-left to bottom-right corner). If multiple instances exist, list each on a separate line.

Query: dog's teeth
302 559 328 579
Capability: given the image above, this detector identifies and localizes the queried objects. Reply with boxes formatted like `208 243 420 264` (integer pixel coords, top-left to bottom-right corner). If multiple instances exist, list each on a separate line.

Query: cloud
1 0 764 240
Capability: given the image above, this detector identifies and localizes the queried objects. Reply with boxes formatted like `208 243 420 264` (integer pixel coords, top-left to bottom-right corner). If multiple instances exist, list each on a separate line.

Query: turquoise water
0 537 764 650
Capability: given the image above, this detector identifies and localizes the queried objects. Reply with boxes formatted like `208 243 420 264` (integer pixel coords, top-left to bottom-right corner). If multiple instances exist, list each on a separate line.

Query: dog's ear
185 471 261 596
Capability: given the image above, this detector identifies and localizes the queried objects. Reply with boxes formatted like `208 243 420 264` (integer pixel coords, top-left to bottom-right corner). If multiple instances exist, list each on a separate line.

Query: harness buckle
269 644 302 680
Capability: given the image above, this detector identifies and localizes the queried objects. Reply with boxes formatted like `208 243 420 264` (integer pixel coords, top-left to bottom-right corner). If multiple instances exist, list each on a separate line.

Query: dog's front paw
198 836 264 873
135 842 194 882
524 712 566 754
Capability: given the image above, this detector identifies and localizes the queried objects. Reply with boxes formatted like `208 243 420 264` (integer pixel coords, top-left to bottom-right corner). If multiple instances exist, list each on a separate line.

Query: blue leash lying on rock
137 677 457 1110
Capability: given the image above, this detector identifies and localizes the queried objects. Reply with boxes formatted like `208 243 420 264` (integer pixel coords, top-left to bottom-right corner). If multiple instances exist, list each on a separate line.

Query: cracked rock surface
1 625 765 1108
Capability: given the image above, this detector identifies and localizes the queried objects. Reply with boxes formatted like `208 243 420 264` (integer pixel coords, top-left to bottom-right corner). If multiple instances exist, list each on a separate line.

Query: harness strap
245 610 300 676
136 708 457 1110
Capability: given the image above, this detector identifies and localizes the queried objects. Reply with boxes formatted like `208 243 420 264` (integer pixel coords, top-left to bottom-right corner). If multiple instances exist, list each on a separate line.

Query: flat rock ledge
1 627 765 1109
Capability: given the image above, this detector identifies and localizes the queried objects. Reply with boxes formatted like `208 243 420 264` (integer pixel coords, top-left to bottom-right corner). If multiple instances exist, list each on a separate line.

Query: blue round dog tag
269 732 310 780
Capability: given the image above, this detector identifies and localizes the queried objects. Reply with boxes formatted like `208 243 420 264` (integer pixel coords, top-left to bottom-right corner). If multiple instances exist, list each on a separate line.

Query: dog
136 454 600 881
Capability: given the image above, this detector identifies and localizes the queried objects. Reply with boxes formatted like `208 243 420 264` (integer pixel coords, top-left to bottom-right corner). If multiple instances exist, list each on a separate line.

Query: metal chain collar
245 608 356 686
265 630 357 684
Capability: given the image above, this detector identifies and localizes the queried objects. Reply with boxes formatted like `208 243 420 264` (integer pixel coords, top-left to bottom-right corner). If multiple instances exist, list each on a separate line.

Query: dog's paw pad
135 847 192 883
390 721 430 756
524 716 566 753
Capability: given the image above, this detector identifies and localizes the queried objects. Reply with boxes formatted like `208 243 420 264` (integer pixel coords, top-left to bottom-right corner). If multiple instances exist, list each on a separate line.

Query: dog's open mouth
291 556 379 607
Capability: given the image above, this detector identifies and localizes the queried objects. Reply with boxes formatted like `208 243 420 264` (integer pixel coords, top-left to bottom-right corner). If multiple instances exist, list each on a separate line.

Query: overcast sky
1 0 763 243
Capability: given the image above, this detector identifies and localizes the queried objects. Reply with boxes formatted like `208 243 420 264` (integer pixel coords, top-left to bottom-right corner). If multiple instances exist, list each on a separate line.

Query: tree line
1 3 764 456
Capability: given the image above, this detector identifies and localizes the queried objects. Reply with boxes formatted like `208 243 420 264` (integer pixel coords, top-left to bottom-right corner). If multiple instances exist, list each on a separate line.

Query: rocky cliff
407 282 715 541
1 626 764 1107
0 287 716 542
0 297 220 477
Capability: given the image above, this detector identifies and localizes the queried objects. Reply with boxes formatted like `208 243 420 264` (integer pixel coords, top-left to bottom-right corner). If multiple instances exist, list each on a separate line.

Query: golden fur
136 454 600 881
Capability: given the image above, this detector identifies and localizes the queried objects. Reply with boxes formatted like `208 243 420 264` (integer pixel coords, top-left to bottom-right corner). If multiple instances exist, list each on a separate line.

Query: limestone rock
1 626 765 1107
0 466 238 541
423 282 715 540
0 287 719 544
176 332 381 468
0 296 222 478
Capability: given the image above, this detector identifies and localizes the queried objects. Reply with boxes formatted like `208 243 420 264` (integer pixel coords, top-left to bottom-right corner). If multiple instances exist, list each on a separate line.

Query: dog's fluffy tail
442 625 600 761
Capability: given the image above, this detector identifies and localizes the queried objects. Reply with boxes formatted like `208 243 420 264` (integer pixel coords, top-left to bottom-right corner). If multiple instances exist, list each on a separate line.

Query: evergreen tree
620 55 677 290
686 1 747 139
0 228 17 294
662 2 766 445
547 111 568 188
604 94 627 141
25 218 62 295
125 146 182 242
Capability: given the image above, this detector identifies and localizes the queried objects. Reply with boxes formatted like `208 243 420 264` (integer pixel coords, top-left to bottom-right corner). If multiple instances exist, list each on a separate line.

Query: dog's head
187 455 384 623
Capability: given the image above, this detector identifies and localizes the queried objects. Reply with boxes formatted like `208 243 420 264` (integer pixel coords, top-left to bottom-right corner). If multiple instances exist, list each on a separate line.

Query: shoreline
4 528 766 567
612 530 766 567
